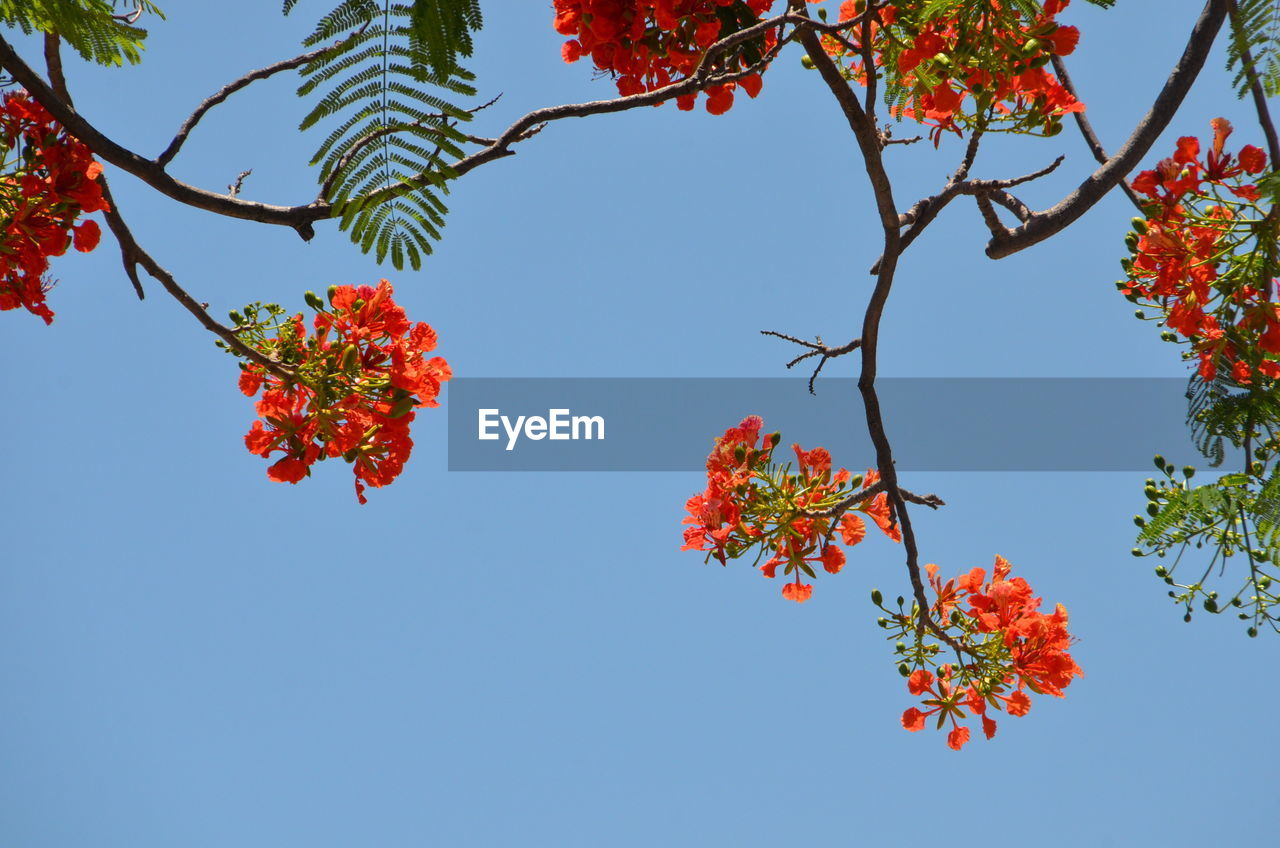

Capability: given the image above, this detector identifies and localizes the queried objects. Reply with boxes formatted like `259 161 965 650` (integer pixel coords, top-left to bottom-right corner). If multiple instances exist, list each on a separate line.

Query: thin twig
157 33 363 167
1051 55 1144 211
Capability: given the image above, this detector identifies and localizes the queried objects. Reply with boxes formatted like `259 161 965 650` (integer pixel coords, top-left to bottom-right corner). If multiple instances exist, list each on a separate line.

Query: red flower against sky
1121 119 1274 385
820 0 1084 143
882 555 1082 750
233 280 450 504
0 90 108 324
682 417 898 602
553 0 778 114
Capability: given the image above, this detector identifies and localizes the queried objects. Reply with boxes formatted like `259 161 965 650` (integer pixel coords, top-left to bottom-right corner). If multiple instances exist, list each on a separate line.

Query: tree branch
985 0 1227 259
156 38 356 167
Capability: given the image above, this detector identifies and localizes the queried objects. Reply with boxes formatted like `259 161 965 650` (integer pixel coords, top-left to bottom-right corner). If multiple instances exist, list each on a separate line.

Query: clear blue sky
1 2 1274 846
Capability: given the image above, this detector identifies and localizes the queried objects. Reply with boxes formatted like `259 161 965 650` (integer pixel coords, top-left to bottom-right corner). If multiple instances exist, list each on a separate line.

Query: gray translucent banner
445 378 1234 472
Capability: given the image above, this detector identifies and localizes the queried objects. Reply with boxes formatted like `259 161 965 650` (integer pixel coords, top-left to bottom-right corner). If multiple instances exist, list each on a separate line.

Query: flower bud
1203 598 1218 613
897 663 911 677
848 474 864 489
1134 515 1146 527
229 309 244 325
1184 612 1192 623
304 290 325 312
1125 232 1140 253
340 344 360 371
388 394 415 418
1131 216 1149 234
800 54 815 69
1248 626 1259 638
876 616 889 628
768 431 781 448
894 641 906 653
1147 502 1160 517
1154 565 1167 577
1153 454 1166 470
734 444 747 462
327 284 339 304
871 588 883 606
1131 548 1144 557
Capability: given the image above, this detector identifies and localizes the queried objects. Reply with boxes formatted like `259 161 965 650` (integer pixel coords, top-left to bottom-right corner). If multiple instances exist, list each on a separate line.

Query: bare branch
761 330 862 394
157 37 358 167
1050 55 1144 211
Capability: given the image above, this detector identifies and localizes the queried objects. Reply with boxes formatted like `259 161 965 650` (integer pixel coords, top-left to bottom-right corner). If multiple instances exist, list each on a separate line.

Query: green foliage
0 1 163 67
284 0 482 270
1135 456 1280 636
1226 0 1280 98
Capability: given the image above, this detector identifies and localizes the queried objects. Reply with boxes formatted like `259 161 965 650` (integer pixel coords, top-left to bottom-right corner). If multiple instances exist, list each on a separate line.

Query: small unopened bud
767 431 781 448
1203 598 1219 613
1131 548 1144 557
1147 502 1160 517
1153 454 1166 470
1125 232 1140 253
734 444 747 462
1248 626 1259 638
1134 515 1147 527
326 284 339 304
897 663 911 678
340 344 360 371
848 474 864 489
800 54 815 69
229 309 244 325
1131 216 1149 235
1154 565 1168 577
871 589 883 606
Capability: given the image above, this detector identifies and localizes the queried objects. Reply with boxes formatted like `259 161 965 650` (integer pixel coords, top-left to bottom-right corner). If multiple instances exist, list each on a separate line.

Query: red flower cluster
891 556 1082 750
681 416 899 602
553 0 776 114
236 280 451 503
0 91 108 324
821 0 1083 142
1122 119 1273 383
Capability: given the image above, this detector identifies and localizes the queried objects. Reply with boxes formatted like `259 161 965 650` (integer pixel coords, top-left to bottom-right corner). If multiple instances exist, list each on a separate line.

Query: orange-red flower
892 556 1082 750
235 280 449 503
1 90 108 324
682 418 898 601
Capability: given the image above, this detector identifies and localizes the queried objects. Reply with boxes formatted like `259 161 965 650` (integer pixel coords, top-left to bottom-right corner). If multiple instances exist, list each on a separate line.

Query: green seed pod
1131 216 1149 235
871 589 883 606
340 344 360 372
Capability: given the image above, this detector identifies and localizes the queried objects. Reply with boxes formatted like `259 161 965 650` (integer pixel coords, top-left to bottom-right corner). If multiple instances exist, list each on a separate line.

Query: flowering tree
3 0 1278 751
